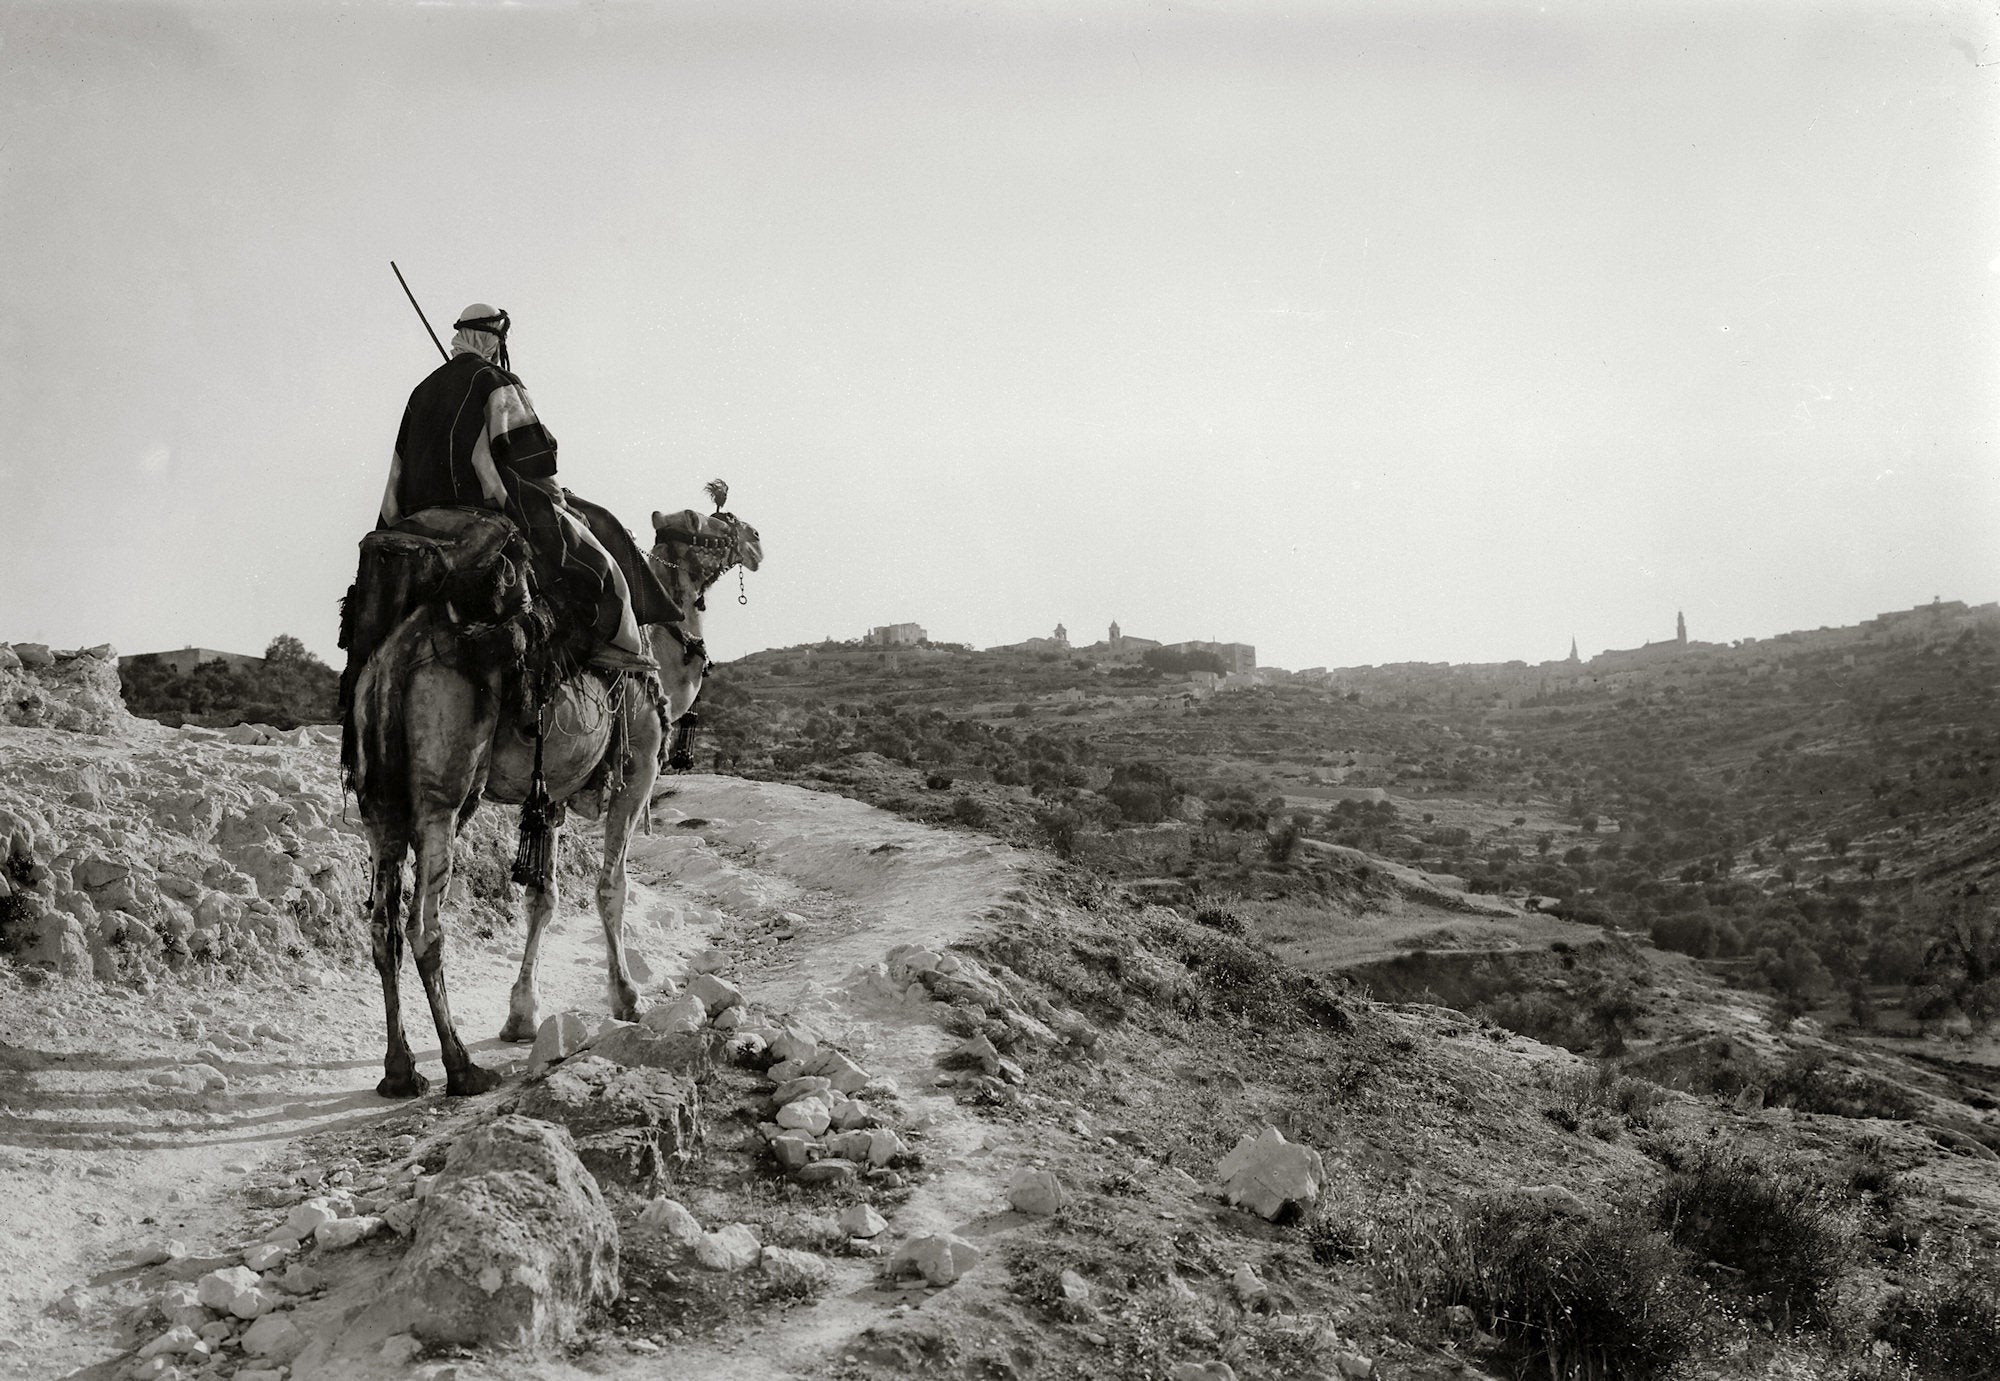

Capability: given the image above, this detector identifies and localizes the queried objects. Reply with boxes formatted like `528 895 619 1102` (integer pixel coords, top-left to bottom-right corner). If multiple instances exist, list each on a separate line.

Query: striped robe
380 351 643 656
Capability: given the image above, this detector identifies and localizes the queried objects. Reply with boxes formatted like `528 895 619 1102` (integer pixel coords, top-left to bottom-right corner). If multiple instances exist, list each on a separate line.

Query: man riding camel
378 303 670 674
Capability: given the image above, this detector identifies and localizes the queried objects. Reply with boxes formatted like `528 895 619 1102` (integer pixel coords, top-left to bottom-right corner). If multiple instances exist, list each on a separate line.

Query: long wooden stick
391 261 448 362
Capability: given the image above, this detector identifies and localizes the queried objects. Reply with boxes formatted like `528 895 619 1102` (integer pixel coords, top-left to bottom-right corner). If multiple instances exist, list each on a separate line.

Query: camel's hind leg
500 866 558 1043
368 842 428 1099
408 810 503 1097
596 708 664 1022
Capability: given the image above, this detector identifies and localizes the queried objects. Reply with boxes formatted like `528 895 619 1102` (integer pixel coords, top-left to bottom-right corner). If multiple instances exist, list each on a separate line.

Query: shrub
1191 905 1246 937
1371 1193 1705 1380
1763 1052 1920 1122
1542 1063 1668 1132
1875 1276 2000 1379
1650 1147 1855 1328
948 794 989 828
1035 806 1081 859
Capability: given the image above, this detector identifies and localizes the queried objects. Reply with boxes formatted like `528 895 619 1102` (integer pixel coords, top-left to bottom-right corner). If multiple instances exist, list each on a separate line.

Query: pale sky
3 0 1995 671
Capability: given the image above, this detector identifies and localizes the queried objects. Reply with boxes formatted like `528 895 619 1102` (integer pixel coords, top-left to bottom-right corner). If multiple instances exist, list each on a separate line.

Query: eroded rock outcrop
513 1055 701 1195
375 1115 619 1348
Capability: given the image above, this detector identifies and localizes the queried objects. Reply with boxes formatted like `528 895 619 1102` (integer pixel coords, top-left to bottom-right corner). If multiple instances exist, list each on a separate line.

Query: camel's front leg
500 870 558 1042
409 813 503 1097
596 742 660 1023
368 845 428 1099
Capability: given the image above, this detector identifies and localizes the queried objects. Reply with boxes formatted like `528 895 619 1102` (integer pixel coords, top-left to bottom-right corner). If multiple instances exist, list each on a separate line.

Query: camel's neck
644 547 714 718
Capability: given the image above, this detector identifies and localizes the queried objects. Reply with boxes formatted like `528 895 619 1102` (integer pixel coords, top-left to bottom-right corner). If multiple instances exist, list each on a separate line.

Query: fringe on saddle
338 506 665 890
338 509 548 786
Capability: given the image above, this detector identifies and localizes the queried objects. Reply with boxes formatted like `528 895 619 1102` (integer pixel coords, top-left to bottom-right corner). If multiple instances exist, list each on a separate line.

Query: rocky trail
2 766 1042 1381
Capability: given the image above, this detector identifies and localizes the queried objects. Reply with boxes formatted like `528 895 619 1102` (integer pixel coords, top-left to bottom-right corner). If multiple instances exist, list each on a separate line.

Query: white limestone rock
837 1204 886 1239
641 993 707 1035
635 1198 705 1248
1215 1127 1325 1222
194 1266 260 1312
315 1215 382 1250
239 1312 309 1363
891 1233 980 1287
1008 1168 1068 1217
759 1246 829 1290
685 973 742 1015
694 1224 762 1273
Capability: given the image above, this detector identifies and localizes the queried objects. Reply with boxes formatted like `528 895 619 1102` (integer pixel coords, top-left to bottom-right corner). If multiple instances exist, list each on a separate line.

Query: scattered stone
239 1312 310 1363
694 1224 762 1273
891 1233 980 1287
133 1239 188 1267
241 1242 290 1273
374 1115 619 1349
808 1050 872 1094
388 1134 418 1156
776 1096 832 1136
586 1024 713 1078
273 1263 324 1295
1332 1352 1377 1379
636 1198 705 1248
1231 1263 1269 1309
269 1197 339 1244
760 1246 830 1290
1515 1184 1588 1214
147 1064 227 1093
526 1011 606 1076
1169 1365 1236 1381
380 1333 426 1365
1216 1127 1325 1222
770 1134 813 1171
195 1266 260 1312
1060 1269 1093 1307
228 1285 280 1320
689 947 729 973
945 1033 1000 1074
797 1158 859 1186
514 1055 700 1195
137 1326 200 1358
1008 1168 1068 1216
839 1204 886 1239
685 973 742 1015
641 992 707 1035
315 1215 381 1250
766 1028 818 1064
772 1075 834 1108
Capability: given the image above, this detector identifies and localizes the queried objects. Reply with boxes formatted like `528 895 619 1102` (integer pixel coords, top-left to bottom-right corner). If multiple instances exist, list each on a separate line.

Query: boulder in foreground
375 1115 618 1348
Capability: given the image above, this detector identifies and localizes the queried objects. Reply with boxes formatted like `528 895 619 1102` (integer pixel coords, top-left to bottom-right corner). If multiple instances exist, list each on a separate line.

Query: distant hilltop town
861 621 1256 673
1311 598 2000 703
853 597 1996 702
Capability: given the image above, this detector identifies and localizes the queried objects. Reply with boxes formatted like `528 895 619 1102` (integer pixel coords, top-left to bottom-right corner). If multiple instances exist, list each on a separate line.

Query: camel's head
651 492 762 586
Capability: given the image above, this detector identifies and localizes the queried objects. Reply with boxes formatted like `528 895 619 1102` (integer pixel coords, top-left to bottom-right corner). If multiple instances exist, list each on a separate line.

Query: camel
348 491 762 1098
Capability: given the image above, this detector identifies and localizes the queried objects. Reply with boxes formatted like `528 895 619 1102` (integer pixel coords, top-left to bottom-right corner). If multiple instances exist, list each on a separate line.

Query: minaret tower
1567 636 1580 664
1676 611 1687 646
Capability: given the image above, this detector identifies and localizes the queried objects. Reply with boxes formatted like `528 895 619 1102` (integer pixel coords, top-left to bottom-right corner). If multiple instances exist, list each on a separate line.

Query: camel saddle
338 507 531 775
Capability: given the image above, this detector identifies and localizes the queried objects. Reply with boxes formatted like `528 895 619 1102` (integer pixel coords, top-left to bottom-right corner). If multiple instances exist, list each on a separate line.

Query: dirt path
1 775 1034 1381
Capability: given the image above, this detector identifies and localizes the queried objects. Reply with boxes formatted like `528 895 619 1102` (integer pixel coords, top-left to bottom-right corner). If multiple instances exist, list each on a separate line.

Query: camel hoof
446 1062 506 1098
498 1012 541 1044
377 1069 431 1100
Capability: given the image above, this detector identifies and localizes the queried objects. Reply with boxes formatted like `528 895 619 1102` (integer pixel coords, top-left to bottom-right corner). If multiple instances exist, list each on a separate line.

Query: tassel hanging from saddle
666 709 700 772
512 706 556 890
